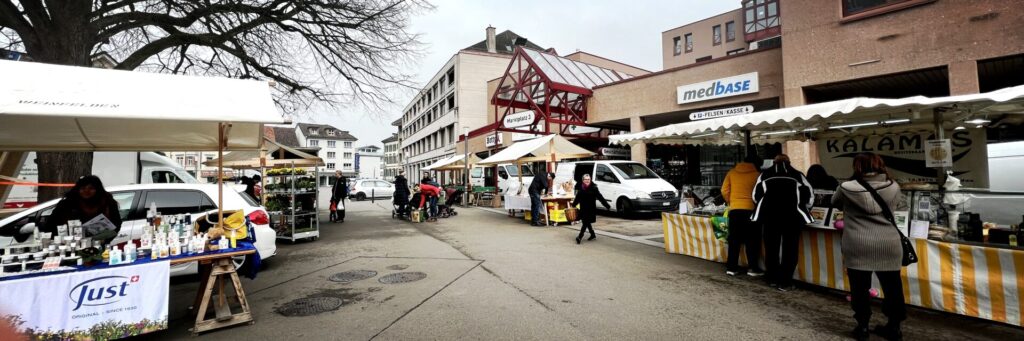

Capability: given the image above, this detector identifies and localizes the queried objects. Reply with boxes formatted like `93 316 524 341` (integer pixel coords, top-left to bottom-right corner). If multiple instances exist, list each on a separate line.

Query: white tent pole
217 122 224 229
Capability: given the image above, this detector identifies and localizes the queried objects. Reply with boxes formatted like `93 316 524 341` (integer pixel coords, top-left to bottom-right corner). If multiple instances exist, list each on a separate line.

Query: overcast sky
309 0 739 147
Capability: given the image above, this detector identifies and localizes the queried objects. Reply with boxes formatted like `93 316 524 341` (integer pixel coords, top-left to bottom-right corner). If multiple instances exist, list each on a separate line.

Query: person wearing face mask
571 173 611 244
44 175 122 243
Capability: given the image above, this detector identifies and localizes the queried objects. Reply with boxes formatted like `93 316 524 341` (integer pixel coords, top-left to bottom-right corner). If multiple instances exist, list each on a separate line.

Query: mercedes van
554 161 679 213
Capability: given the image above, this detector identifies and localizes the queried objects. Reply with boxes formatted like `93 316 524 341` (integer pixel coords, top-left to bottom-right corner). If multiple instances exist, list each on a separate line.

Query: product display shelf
267 164 319 242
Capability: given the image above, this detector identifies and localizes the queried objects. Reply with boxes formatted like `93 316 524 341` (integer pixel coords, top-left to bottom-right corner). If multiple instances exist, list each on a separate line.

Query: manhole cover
386 264 409 270
329 270 378 283
379 272 427 284
276 297 343 317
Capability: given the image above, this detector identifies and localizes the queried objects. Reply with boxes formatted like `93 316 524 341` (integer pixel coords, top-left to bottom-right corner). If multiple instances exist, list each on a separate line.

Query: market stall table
0 243 258 339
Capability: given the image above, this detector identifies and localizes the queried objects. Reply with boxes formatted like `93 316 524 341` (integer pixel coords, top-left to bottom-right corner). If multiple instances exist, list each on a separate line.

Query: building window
326 163 335 170
344 152 353 159
726 21 736 42
672 36 682 56
712 25 722 46
344 141 353 148
308 128 318 135
343 163 352 169
844 0 911 16
327 140 336 148
308 139 319 147
684 33 693 53
695 56 712 63
744 0 780 41
327 129 335 136
327 152 336 158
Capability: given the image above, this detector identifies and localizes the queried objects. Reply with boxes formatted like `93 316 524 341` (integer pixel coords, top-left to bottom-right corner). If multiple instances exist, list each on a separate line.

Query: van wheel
355 193 366 201
617 198 633 217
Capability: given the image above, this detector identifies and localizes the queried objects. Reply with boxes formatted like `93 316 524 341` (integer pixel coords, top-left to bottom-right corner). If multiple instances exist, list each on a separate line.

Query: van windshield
506 165 534 177
610 163 659 180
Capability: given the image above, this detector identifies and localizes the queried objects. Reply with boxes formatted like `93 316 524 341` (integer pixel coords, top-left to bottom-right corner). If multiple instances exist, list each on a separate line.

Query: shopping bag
411 210 422 223
330 201 337 212
711 215 729 241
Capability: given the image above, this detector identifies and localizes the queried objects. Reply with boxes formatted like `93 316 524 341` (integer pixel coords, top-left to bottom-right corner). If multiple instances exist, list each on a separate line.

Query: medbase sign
817 129 988 188
0 260 169 339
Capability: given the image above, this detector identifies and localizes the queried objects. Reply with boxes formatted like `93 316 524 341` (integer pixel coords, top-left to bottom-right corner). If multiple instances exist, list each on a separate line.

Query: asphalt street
145 198 1024 340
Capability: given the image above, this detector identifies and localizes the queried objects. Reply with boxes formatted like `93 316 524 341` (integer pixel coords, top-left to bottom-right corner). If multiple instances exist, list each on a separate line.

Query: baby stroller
392 193 411 220
438 188 464 218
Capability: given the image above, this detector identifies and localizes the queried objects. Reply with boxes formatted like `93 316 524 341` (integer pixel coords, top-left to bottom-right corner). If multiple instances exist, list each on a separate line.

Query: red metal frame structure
467 47 634 143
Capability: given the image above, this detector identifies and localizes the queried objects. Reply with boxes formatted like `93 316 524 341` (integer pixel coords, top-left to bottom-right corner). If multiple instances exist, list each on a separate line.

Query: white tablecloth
504 194 532 210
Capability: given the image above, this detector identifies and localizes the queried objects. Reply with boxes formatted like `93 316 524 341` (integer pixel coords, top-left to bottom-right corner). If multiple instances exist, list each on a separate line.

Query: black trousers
577 221 595 239
763 223 801 286
726 210 762 272
847 268 906 327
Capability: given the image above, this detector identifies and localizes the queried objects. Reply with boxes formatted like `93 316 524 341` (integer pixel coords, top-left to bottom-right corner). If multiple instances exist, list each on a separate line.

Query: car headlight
635 191 651 199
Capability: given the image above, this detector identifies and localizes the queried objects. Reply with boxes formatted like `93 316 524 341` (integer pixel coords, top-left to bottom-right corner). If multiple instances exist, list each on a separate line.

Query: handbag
855 178 918 266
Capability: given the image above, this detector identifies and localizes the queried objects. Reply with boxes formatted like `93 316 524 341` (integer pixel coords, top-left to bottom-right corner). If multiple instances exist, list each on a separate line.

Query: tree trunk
36 152 94 201
27 0 98 202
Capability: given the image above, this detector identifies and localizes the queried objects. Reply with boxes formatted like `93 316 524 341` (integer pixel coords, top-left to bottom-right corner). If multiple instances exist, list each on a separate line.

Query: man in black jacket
528 172 552 226
752 154 814 291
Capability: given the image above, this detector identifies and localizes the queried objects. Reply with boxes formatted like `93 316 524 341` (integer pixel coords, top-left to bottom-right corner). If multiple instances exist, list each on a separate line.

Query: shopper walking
528 172 552 226
752 154 814 291
571 174 611 244
393 170 411 218
330 171 348 222
832 153 907 341
722 153 764 277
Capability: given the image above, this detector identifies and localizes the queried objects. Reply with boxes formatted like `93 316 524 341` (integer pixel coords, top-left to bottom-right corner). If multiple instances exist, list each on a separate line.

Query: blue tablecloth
0 241 258 282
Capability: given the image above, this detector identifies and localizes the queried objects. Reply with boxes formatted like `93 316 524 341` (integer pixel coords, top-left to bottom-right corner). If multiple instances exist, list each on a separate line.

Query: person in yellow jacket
721 153 764 277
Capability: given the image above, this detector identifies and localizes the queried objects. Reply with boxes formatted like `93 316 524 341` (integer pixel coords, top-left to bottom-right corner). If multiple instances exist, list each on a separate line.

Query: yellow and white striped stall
662 212 1024 327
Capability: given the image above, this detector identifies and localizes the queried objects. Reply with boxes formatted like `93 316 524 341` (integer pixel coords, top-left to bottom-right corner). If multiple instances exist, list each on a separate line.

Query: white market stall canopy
477 134 594 165
609 85 1024 146
203 138 324 169
423 154 481 171
0 60 283 151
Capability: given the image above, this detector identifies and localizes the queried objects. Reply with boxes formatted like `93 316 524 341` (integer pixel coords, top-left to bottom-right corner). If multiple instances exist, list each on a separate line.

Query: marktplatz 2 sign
677 72 759 105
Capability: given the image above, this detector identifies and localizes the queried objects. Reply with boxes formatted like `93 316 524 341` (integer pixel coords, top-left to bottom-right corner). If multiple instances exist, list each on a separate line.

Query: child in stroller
437 188 464 218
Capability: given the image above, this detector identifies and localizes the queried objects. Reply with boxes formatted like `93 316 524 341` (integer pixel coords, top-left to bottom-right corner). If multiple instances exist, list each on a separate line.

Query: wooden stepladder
173 249 255 336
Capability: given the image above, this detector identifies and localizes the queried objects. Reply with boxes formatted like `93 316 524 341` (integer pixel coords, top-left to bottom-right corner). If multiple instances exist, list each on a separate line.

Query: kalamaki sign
676 72 759 105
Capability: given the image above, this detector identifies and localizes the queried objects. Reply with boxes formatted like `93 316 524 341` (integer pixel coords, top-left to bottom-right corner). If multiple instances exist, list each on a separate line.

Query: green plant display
2 314 167 340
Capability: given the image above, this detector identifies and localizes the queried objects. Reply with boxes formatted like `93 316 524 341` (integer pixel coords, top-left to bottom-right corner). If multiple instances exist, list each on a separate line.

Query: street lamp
463 125 469 206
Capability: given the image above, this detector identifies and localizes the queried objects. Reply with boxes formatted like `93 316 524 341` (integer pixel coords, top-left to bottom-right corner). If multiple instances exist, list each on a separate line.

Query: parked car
351 179 395 200
555 161 680 214
0 184 276 277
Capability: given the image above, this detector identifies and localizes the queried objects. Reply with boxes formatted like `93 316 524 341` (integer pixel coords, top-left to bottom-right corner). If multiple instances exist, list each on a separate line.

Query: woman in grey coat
831 153 906 341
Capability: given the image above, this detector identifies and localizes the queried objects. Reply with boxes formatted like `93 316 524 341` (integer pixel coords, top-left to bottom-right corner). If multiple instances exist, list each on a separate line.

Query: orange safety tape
0 181 75 187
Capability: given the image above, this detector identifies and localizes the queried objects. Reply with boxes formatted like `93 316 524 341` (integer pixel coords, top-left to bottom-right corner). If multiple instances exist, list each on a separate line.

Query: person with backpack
832 153 907 341
752 154 813 292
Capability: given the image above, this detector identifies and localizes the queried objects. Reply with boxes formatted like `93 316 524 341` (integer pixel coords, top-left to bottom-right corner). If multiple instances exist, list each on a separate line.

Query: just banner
817 129 989 188
0 261 169 339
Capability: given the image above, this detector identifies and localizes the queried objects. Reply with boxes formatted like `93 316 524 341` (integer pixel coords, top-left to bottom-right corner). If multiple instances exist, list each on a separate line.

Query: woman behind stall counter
44 175 123 243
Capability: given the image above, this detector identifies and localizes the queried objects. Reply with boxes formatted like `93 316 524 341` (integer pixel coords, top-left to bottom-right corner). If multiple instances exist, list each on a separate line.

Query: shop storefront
610 86 1024 327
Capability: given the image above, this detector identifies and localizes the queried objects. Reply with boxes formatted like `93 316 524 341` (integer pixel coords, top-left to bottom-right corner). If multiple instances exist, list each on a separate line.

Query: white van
555 161 679 213
4 152 199 209
469 163 535 194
